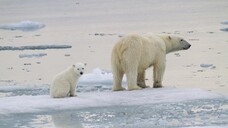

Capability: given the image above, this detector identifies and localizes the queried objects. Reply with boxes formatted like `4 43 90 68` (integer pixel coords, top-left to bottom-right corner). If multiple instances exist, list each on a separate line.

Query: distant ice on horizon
0 20 45 31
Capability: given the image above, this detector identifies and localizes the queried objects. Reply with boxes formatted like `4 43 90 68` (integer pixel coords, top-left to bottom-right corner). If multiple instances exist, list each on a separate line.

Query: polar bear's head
73 63 86 76
164 35 191 53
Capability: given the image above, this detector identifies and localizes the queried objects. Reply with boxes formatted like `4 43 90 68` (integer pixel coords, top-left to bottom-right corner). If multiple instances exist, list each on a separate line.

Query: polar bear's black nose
183 44 191 50
80 72 83 75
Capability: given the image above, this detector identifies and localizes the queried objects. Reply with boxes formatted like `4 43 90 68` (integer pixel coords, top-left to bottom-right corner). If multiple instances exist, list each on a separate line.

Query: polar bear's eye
82 68 84 70
77 68 79 70
180 39 183 42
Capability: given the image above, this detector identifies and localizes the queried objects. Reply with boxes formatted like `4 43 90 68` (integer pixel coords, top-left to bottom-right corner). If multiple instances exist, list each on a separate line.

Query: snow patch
0 21 45 31
79 68 126 85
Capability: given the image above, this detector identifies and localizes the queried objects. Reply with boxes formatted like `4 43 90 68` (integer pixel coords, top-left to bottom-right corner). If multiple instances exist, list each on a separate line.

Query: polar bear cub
50 63 86 98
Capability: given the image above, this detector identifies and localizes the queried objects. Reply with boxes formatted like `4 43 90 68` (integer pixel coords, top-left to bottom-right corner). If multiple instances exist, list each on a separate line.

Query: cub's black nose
80 72 83 75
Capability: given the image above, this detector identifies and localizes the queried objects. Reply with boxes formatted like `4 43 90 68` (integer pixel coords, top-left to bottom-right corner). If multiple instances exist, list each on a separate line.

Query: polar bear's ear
73 64 75 67
84 63 87 66
168 36 172 40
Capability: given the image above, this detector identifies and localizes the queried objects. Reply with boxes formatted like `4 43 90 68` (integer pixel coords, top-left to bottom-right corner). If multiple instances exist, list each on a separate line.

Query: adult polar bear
111 33 191 91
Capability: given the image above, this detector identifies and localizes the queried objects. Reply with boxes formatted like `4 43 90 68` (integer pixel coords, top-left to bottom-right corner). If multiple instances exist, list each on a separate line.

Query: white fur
50 63 86 98
111 33 191 91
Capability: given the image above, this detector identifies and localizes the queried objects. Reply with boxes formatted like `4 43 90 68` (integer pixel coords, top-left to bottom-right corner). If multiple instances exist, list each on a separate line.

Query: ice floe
0 88 223 115
0 21 45 31
0 45 72 51
19 53 47 58
221 21 228 25
220 28 228 32
200 64 213 68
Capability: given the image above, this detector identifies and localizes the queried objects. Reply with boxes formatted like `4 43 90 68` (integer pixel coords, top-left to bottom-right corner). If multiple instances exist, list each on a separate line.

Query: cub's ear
84 63 87 66
168 36 171 40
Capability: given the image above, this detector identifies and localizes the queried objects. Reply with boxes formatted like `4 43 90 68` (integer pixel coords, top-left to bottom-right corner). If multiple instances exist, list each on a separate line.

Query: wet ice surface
0 86 228 128
0 97 227 128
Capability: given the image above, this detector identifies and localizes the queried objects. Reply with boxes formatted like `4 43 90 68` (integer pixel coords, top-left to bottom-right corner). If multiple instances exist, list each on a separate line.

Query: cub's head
73 63 86 76
164 35 191 53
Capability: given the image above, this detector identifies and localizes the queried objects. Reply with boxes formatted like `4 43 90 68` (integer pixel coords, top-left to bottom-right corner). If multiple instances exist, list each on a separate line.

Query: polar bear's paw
137 83 149 88
128 85 142 91
113 86 126 91
153 82 163 88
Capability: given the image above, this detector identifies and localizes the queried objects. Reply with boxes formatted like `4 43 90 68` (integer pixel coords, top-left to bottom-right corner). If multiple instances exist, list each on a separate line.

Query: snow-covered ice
79 68 126 85
0 21 45 31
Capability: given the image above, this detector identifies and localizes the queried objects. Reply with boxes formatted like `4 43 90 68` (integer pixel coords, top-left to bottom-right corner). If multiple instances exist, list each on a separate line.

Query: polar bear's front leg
70 83 76 97
153 61 165 88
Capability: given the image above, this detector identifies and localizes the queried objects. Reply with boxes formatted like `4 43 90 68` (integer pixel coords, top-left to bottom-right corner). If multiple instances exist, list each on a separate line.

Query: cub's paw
70 94 77 97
